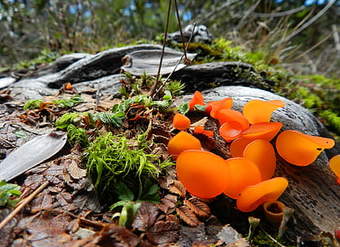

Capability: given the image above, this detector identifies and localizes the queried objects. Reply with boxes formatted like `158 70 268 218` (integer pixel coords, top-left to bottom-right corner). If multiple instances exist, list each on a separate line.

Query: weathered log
179 86 340 238
171 62 274 91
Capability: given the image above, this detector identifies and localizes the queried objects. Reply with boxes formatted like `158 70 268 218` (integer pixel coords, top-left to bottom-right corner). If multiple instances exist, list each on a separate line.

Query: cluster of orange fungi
169 91 337 213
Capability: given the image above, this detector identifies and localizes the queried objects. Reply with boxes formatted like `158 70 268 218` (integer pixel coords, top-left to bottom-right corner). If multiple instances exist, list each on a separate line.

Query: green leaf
178 103 189 115
115 182 135 201
0 180 21 208
55 113 82 129
194 104 208 112
23 99 43 110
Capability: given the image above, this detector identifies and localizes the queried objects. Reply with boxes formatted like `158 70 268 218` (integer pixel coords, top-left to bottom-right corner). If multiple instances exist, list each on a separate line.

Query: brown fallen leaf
157 194 177 213
132 202 160 232
176 206 201 227
168 180 186 198
146 217 180 245
184 198 211 218
65 158 87 180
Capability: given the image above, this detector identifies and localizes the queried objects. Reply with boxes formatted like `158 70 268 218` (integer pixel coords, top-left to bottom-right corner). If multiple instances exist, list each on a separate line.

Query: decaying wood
179 86 340 238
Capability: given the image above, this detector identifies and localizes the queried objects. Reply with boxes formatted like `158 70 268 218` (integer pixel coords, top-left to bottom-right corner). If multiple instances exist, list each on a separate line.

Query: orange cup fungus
243 99 285 124
241 122 283 141
329 155 340 184
236 177 288 212
215 109 249 130
194 126 214 138
276 130 335 166
223 158 262 199
207 98 233 117
230 137 255 158
176 150 228 199
168 131 202 157
172 113 191 130
189 91 205 110
219 122 243 142
243 139 276 180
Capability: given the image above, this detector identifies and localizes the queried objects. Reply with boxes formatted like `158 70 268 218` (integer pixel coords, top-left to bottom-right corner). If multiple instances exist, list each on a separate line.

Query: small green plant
53 95 83 108
0 180 21 208
110 179 160 227
165 81 185 96
85 132 172 203
55 112 83 129
66 124 89 147
23 99 43 110
24 95 83 110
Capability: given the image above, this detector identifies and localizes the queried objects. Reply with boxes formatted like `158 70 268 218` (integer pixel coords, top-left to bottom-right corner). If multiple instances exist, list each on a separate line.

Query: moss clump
85 132 173 203
14 48 60 70
66 124 88 147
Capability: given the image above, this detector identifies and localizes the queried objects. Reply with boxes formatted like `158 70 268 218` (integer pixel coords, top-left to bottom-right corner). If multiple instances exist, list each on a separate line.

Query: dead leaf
184 198 211 218
65 159 87 180
157 194 177 214
0 132 67 181
176 206 201 227
168 180 186 198
146 217 180 245
132 202 160 231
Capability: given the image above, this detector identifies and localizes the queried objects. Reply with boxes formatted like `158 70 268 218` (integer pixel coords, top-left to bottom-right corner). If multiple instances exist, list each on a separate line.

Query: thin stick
152 23 196 98
0 181 49 230
174 0 187 61
149 0 172 97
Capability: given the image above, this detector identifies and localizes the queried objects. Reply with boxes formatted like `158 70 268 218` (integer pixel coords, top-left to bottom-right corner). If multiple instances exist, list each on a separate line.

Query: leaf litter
0 78 249 247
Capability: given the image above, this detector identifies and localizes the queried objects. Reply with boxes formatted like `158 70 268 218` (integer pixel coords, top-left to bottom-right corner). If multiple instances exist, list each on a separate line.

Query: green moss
66 124 89 147
85 132 173 203
14 48 60 70
251 230 295 247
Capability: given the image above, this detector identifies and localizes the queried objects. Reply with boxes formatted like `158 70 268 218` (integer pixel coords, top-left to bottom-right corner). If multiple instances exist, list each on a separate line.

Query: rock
171 62 273 92
179 86 340 238
168 24 213 44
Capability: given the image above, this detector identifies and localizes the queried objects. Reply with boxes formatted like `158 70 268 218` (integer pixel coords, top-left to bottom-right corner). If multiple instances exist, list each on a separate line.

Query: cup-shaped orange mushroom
263 201 286 225
236 177 288 212
241 122 283 141
243 99 285 124
207 98 233 117
173 113 191 130
230 137 254 157
194 126 214 138
189 91 205 110
219 122 243 142
329 155 340 184
168 131 202 157
176 150 228 198
276 130 335 166
215 109 249 130
223 158 262 199
243 139 276 180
